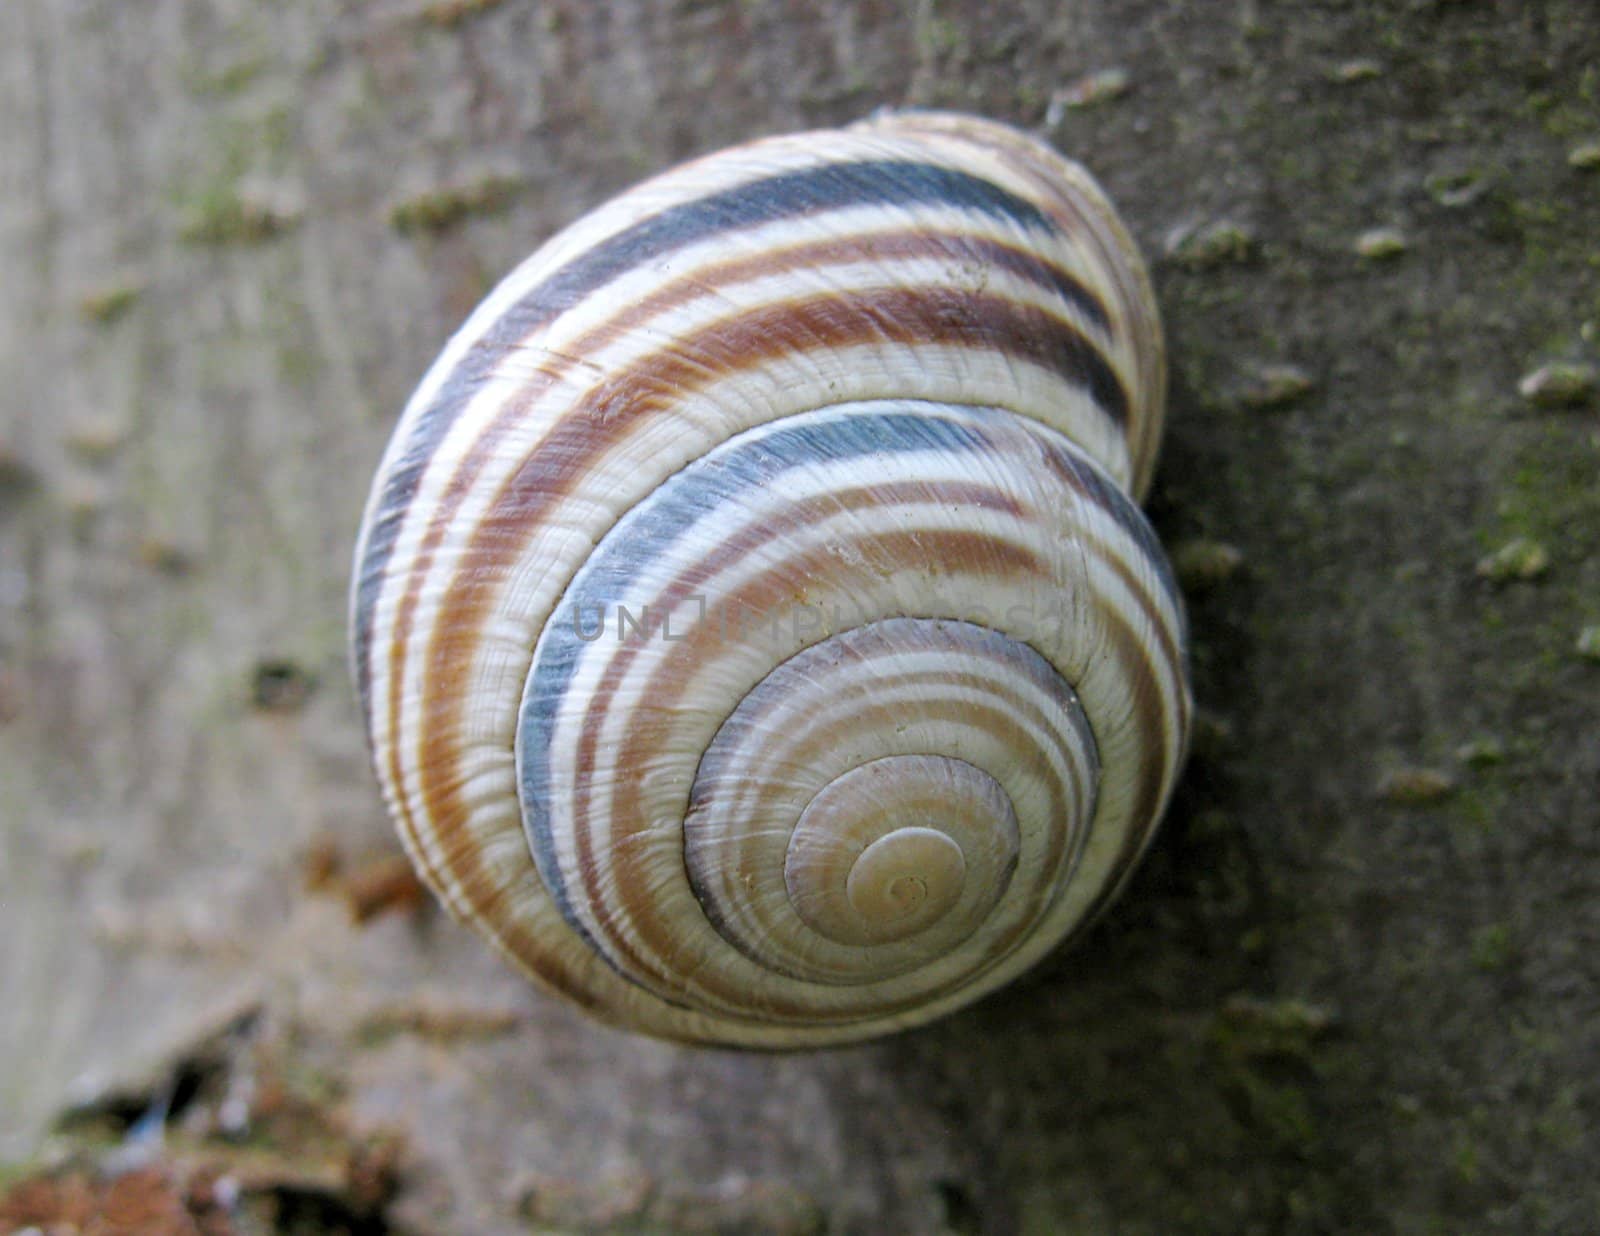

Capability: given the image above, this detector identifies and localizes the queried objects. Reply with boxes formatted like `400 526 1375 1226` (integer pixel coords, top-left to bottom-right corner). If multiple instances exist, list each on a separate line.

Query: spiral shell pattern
352 112 1189 1045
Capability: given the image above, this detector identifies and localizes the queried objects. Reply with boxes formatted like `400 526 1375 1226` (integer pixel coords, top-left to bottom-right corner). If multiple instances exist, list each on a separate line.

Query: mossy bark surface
2 2 1597 1232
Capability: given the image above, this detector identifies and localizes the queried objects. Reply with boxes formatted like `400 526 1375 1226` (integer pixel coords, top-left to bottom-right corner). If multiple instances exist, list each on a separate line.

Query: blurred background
1 1 1596 1232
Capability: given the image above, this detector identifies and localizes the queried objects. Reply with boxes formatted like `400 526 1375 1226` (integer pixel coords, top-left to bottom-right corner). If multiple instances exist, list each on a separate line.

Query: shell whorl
351 112 1189 1046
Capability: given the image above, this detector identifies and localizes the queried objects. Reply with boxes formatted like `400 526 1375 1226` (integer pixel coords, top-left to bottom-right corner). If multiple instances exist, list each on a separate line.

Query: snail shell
351 111 1189 1046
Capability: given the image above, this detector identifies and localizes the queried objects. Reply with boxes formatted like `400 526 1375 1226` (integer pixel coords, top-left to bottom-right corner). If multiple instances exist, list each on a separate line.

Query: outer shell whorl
351 111 1188 1046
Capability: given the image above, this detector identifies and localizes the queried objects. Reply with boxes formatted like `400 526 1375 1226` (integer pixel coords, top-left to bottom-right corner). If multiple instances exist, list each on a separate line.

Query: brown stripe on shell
868 112 1167 495
409 820 605 1011
1033 435 1186 692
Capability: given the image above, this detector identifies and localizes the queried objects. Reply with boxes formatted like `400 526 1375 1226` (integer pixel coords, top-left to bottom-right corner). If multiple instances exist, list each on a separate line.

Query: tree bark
2 1 1597 1232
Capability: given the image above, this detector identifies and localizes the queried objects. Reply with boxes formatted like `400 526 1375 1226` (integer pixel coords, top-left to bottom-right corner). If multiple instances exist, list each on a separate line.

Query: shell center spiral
846 830 964 927
785 755 1017 947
